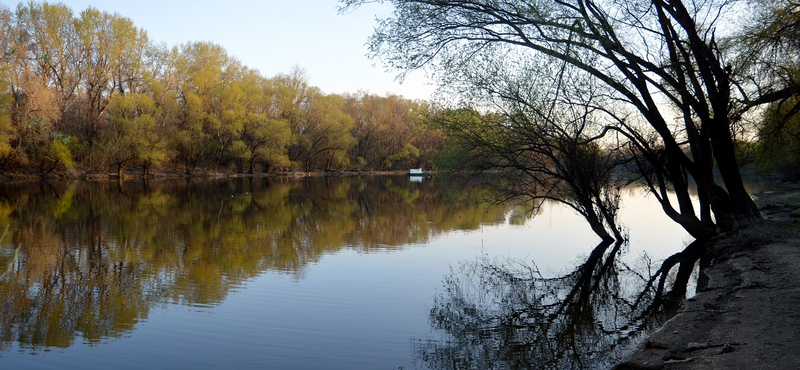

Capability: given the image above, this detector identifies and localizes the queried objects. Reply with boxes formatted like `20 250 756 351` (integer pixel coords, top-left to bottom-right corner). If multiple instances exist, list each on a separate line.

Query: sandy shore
614 187 800 369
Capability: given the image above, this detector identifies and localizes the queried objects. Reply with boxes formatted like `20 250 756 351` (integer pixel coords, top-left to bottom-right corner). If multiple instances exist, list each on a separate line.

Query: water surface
0 176 690 369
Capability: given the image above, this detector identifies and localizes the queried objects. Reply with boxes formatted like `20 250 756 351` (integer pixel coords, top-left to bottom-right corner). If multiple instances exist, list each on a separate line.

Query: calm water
0 176 691 369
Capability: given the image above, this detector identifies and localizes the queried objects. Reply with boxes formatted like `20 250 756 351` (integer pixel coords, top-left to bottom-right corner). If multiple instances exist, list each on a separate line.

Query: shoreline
0 167 423 181
614 187 800 369
5 169 797 369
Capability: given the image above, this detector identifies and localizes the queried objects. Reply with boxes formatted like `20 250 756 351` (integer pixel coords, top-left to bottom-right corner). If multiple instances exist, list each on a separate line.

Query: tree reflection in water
0 176 509 353
417 239 671 370
0 177 700 362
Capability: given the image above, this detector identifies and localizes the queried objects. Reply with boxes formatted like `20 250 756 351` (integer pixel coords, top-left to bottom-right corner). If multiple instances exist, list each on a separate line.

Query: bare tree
341 0 800 238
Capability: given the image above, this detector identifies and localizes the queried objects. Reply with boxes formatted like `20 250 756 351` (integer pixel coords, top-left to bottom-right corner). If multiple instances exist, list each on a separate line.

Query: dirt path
614 189 800 370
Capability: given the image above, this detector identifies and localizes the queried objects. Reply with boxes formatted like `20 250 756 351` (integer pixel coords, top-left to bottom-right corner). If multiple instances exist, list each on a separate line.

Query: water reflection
0 176 508 353
417 240 663 370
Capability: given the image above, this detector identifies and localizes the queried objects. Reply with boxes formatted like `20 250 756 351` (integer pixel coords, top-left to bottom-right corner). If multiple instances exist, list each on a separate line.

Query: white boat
407 168 431 177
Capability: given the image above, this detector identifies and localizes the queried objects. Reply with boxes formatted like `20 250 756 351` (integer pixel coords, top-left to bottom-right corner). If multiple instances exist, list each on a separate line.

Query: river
0 175 692 369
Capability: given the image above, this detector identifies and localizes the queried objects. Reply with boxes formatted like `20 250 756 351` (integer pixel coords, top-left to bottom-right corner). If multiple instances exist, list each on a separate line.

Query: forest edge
0 167 424 181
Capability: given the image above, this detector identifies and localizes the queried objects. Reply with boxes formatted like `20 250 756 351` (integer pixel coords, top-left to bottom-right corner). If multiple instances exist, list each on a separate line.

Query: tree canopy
342 0 800 238
0 2 442 176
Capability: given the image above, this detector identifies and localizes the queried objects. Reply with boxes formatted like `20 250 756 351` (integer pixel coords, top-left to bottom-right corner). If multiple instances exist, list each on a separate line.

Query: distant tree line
2 0 798 187
0 2 445 177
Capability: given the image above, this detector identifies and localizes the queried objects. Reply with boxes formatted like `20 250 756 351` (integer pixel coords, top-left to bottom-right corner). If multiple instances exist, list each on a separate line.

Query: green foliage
252 119 291 171
0 95 14 158
100 93 171 175
756 96 800 176
44 137 74 169
352 156 367 171
227 139 251 171
0 1 444 175
384 143 420 169
0 22 14 159
344 93 427 170
428 108 499 171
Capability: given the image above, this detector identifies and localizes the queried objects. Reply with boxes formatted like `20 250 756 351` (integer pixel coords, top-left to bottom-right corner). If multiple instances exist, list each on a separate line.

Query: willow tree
344 93 422 170
342 0 799 239
745 0 800 175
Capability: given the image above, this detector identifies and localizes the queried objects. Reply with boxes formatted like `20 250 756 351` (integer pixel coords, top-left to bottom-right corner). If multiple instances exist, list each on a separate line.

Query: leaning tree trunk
708 116 762 230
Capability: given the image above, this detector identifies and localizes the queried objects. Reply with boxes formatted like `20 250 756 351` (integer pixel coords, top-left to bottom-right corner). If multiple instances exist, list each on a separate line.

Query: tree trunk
709 119 762 229
235 160 244 174
118 162 127 179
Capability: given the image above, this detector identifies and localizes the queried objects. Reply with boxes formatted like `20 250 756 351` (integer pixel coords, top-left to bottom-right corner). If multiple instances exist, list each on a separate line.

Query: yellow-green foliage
0 96 14 157
45 138 74 169
756 96 800 174
0 2 442 174
0 48 16 157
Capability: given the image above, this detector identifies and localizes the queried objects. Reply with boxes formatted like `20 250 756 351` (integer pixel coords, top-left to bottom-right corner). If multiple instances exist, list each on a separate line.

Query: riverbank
614 186 800 369
0 166 419 181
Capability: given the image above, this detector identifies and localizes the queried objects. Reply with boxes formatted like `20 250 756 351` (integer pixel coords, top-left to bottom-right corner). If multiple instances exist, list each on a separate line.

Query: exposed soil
614 186 800 369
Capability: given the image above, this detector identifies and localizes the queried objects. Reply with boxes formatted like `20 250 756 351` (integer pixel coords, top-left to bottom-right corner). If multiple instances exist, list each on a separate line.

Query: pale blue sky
45 0 434 100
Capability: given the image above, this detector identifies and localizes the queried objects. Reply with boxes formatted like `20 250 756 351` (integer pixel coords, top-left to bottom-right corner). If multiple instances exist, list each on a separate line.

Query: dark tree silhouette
341 0 800 239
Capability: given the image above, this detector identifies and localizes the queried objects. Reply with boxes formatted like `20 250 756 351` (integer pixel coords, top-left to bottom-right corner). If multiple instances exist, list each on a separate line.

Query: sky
46 0 436 100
